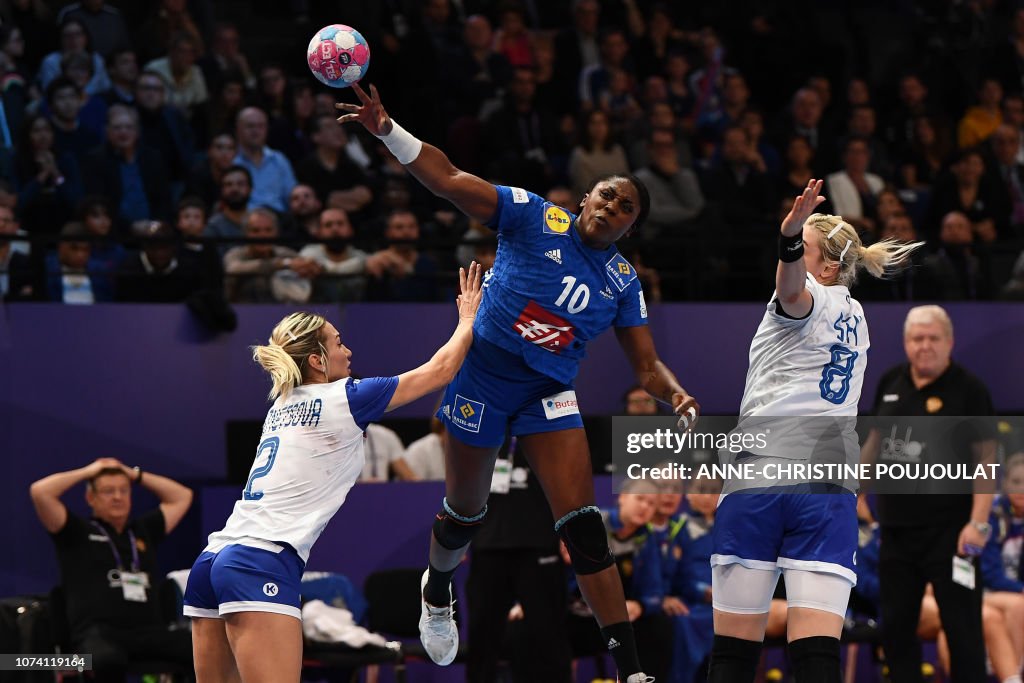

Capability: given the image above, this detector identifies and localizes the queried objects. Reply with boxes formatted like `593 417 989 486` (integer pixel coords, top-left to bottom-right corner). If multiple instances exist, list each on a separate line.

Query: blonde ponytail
805 213 924 287
251 312 328 400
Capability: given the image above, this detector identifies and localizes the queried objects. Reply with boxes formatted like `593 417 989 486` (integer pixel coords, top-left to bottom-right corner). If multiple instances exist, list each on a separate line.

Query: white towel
301 600 388 647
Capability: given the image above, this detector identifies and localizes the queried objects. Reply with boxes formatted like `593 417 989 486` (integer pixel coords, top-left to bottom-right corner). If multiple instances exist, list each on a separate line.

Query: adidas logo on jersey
599 286 614 300
545 249 562 264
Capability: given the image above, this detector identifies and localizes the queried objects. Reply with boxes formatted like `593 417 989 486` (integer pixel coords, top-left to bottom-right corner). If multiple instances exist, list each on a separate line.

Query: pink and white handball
306 24 370 88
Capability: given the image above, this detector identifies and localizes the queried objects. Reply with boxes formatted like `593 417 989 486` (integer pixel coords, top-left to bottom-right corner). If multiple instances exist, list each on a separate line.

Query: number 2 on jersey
243 436 280 500
554 276 590 314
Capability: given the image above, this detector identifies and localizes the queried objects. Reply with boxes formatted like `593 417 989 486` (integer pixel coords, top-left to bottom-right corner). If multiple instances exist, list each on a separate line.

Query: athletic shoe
624 675 655 683
418 568 459 665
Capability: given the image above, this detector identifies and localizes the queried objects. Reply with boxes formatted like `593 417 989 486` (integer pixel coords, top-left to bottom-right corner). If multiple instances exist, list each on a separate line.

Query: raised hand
334 83 392 136
780 179 825 237
457 261 483 323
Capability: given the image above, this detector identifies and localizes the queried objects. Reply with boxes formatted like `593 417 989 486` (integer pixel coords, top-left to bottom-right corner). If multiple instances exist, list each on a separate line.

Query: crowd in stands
2 0 1024 306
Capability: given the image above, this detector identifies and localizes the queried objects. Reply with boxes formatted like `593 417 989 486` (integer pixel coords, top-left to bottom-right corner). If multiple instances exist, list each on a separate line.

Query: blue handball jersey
474 185 649 384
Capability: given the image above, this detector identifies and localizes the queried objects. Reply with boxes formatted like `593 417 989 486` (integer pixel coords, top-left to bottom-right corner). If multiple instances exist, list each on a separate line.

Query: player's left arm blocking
615 325 699 428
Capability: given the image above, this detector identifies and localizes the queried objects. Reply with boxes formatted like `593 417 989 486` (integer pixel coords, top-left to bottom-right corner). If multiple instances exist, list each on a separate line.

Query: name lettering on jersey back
263 398 323 432
833 312 862 345
512 300 575 353
605 254 637 291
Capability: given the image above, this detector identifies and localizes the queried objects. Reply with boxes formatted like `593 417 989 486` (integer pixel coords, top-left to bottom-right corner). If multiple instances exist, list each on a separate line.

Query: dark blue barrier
3 302 1022 596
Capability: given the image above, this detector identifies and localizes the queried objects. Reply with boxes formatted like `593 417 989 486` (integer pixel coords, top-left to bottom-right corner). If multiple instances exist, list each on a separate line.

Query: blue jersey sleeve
614 276 649 328
345 376 399 431
486 185 547 235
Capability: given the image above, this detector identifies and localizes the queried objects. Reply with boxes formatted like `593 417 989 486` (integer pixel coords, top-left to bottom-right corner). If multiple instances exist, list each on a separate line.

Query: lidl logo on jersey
542 390 580 420
543 206 571 235
545 249 562 264
451 394 485 433
512 300 575 353
605 254 637 291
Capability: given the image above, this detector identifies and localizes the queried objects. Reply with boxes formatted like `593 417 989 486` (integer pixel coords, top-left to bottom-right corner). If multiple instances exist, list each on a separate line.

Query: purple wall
3 302 1023 596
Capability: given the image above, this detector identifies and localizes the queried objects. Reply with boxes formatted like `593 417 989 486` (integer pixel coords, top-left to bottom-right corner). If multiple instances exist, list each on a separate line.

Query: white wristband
376 119 423 165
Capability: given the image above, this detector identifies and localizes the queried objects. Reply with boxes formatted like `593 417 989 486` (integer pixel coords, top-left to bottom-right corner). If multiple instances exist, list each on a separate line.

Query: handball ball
307 24 370 88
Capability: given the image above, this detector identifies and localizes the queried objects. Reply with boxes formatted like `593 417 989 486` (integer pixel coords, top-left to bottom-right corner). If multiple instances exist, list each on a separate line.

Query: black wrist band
779 232 804 263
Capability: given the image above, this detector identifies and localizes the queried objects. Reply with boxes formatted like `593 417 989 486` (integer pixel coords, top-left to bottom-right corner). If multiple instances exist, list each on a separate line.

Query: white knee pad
712 563 781 614
782 568 853 617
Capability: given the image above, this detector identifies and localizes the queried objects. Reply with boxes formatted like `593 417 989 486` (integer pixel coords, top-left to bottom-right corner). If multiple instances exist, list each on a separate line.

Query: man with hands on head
30 458 194 683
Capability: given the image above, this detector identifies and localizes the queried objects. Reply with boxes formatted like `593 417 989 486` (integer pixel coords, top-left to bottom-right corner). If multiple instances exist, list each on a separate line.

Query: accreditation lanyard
91 520 139 572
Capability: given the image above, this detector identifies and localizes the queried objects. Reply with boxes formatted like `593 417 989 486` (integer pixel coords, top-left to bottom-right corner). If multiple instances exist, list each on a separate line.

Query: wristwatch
971 521 992 536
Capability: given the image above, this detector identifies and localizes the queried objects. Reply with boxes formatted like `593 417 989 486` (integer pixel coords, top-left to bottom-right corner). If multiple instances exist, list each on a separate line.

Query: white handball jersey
205 376 398 563
730 275 869 465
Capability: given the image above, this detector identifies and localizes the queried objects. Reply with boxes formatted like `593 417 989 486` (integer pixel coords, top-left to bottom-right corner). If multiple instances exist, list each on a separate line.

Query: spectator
862 305 997 683
29 458 193 682
365 209 440 302
13 113 82 235
134 69 195 190
223 207 316 303
116 219 201 302
83 104 171 231
44 221 112 303
144 32 209 140
206 71 246 139
0 23 30 83
626 101 693 171
57 51 108 138
37 17 111 96
295 114 373 215
632 5 685 82
0 202 31 299
286 183 322 239
493 4 534 69
623 384 659 416
173 196 220 292
772 87 834 172
703 125 776 230
845 104 893 181
204 164 251 251
136 0 204 63
917 211 993 300
267 79 316 166
553 0 601 108
926 148 1000 242
77 194 121 291
55 0 129 58
481 67 564 189
569 109 630 199
443 14 512 119
1000 94 1024 164
777 135 816 201
738 108 781 177
101 47 138 107
580 28 634 112
662 51 695 125
633 128 705 240
396 416 446 481
255 63 289 126
987 124 1024 237
299 207 398 303
358 422 409 483
233 106 297 214
46 77 101 164
958 78 1004 149
199 22 254 94
697 72 750 140
885 73 938 155
1002 251 1024 300
184 133 236 214
899 115 952 191
825 136 884 238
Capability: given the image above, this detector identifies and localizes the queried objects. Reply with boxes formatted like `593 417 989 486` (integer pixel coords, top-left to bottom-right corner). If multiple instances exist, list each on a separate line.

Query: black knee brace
432 497 487 550
555 505 614 575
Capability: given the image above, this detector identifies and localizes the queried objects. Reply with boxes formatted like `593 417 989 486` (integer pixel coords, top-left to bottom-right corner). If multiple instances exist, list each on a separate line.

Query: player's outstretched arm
386 262 483 411
336 84 497 224
776 179 825 319
615 325 700 431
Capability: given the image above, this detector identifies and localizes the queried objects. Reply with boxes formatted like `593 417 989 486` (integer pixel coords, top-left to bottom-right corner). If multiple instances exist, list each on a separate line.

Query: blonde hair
903 304 953 339
251 312 328 400
805 213 924 288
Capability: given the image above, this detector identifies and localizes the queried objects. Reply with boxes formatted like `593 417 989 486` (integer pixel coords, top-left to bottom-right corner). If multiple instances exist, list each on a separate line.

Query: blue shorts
711 486 858 584
182 543 305 619
437 337 584 448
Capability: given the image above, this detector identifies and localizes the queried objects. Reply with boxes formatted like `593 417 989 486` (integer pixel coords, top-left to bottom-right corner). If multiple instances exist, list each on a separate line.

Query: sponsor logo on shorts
450 394 485 433
638 290 647 319
263 582 279 597
605 253 637 291
513 301 575 353
511 187 529 204
543 206 571 235
545 248 562 264
542 390 580 420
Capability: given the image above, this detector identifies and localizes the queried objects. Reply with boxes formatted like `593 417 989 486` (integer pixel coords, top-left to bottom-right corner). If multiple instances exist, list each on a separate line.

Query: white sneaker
418 569 459 665
623 675 655 683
